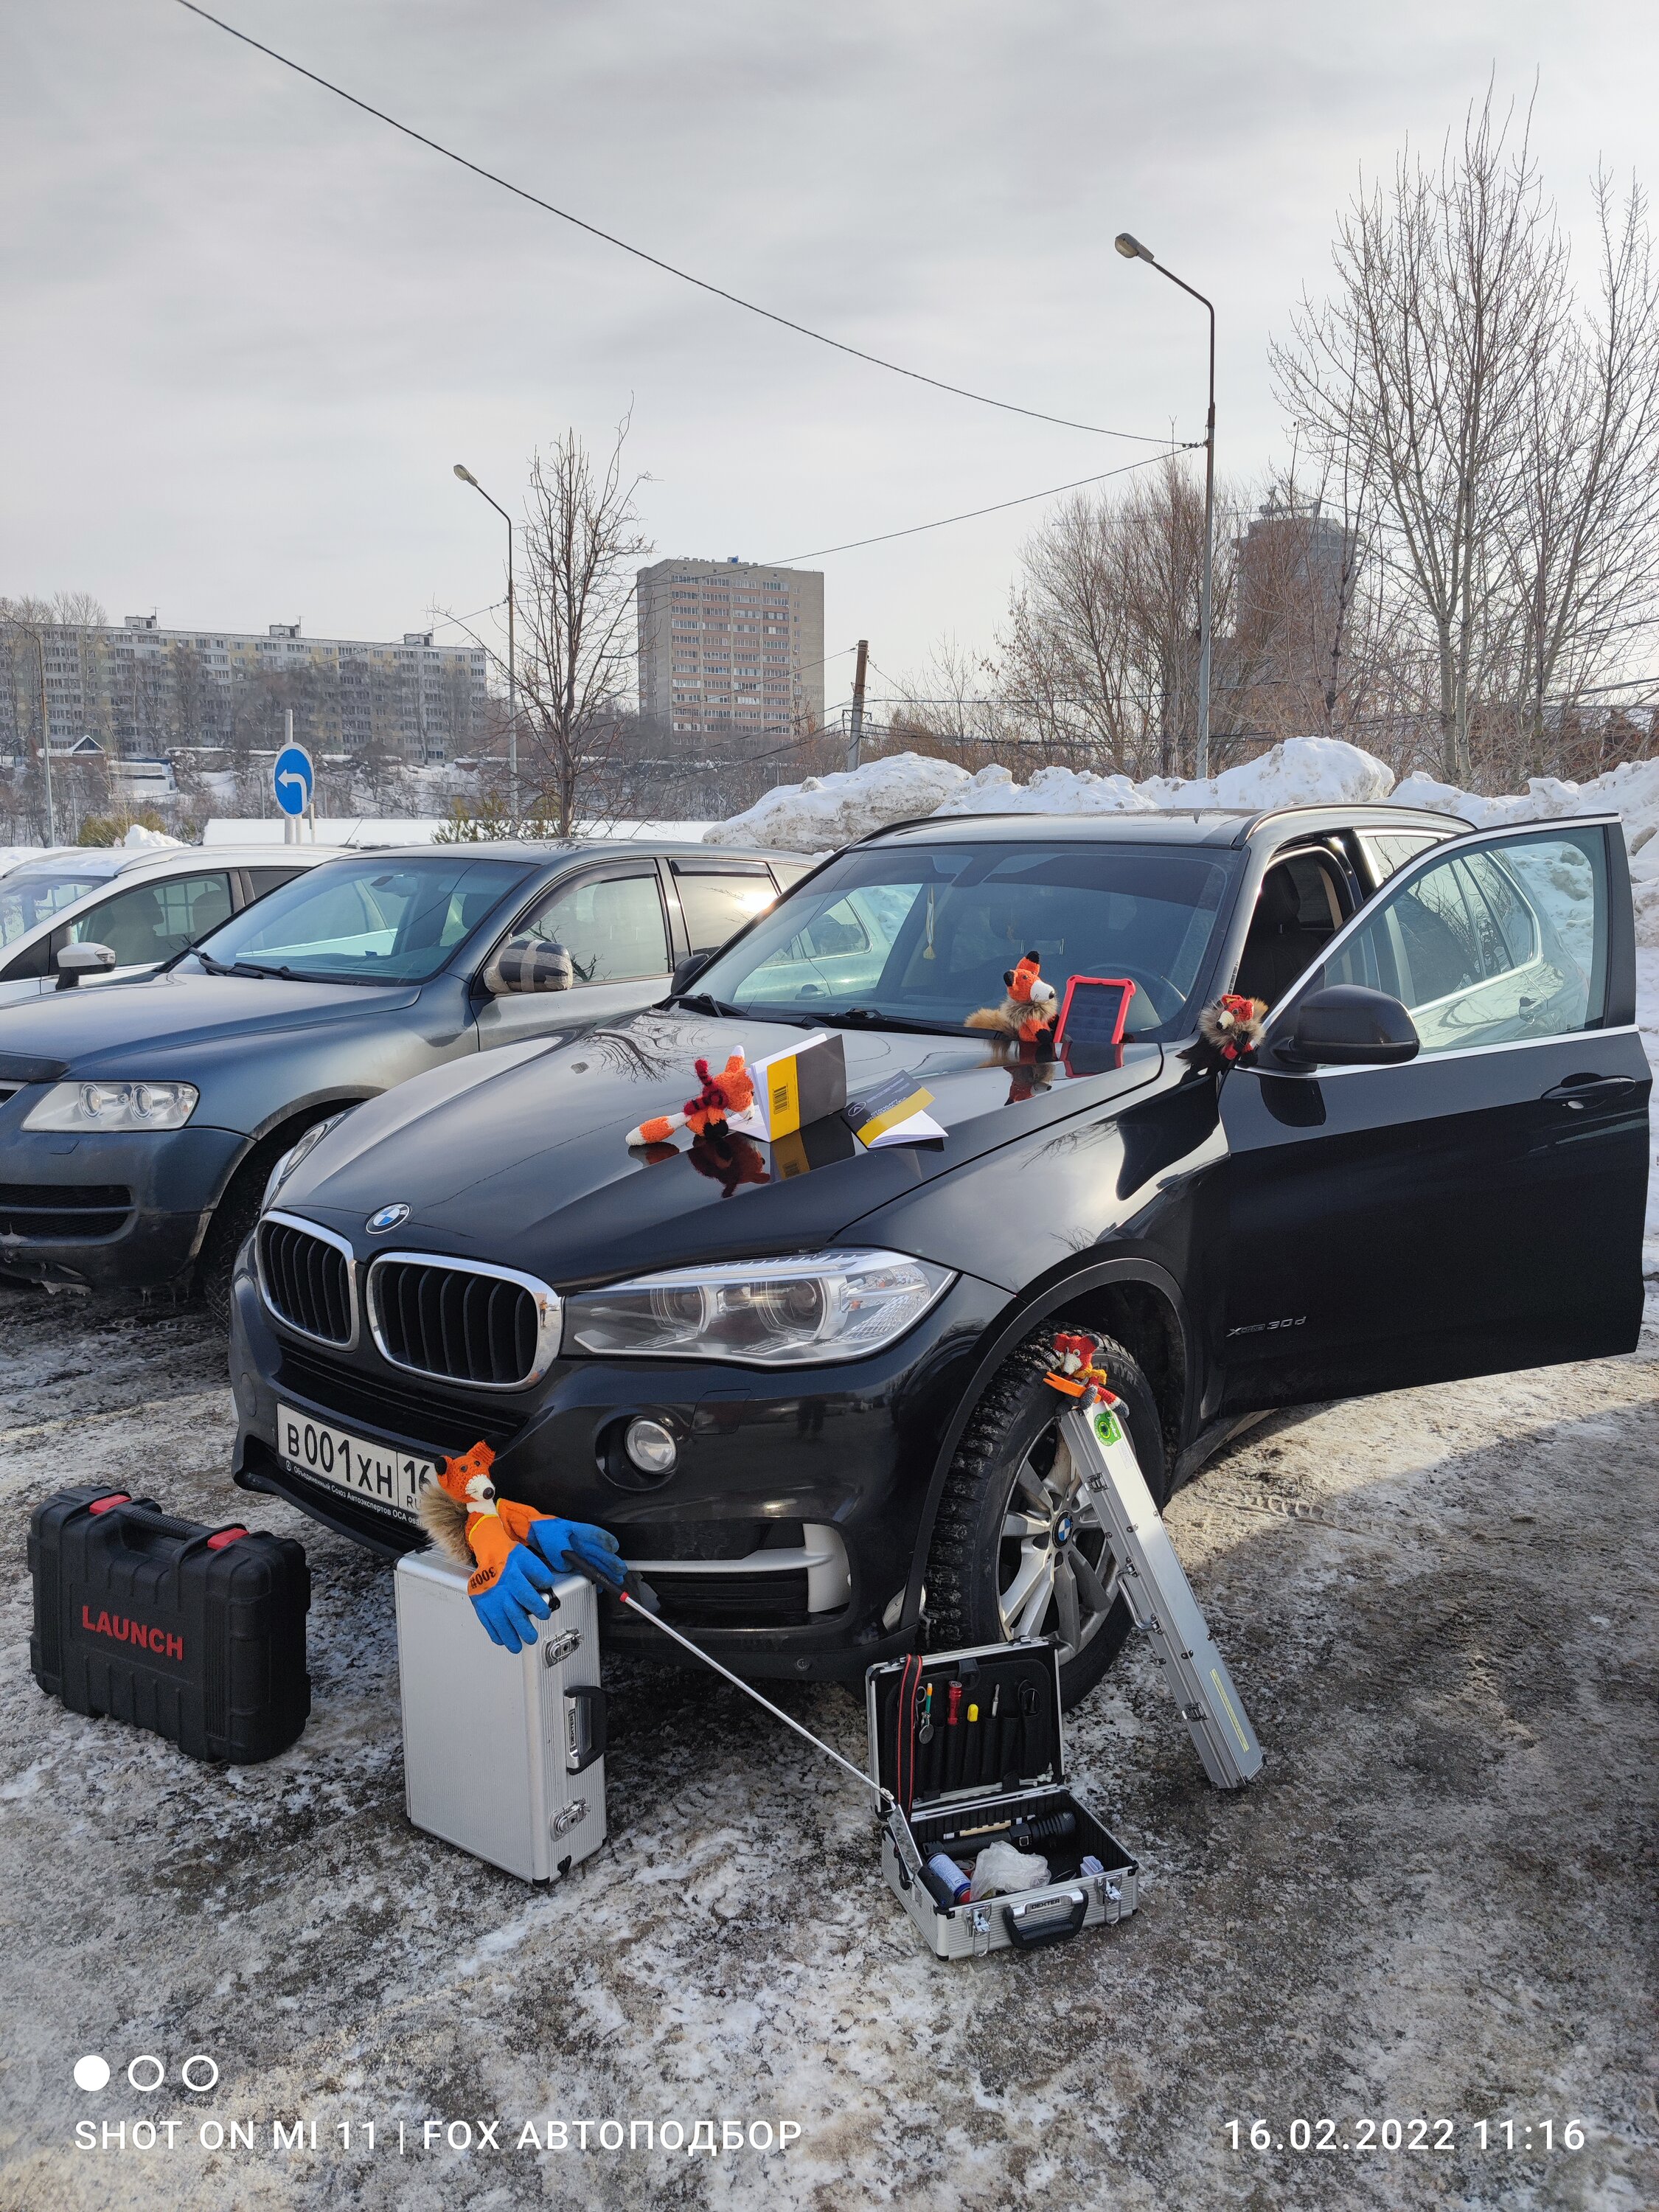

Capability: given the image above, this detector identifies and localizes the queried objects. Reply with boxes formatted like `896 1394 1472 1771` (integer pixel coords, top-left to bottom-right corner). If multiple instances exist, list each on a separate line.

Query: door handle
1541 1076 1637 1110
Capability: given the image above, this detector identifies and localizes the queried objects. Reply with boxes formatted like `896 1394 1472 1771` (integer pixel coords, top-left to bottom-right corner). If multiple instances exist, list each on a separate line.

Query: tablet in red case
1054 975 1134 1049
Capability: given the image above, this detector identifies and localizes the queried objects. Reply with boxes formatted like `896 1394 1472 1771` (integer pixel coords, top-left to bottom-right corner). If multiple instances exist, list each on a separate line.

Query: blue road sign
273 743 315 819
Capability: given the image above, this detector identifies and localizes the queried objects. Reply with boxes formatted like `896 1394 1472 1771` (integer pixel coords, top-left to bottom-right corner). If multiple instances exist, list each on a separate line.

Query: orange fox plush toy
418 1440 628 1650
626 1052 756 1148
967 952 1059 1043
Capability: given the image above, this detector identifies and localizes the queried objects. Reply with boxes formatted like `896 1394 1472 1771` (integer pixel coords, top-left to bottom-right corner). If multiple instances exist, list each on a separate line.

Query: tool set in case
395 1551 608 1882
28 1486 311 1763
866 1638 1138 1959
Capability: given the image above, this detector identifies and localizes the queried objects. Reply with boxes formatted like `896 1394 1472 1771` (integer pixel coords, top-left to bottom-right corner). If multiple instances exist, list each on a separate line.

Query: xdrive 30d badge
227 804 1646 1704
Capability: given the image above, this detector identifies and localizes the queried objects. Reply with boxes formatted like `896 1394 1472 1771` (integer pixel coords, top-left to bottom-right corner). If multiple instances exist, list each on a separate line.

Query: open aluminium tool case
866 1638 1138 1960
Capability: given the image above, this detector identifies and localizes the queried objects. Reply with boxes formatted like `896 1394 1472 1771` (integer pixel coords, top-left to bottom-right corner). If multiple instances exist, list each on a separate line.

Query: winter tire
925 1327 1169 1710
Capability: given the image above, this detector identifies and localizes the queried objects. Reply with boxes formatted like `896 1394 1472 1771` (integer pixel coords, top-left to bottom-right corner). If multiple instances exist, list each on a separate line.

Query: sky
4 0 1658 719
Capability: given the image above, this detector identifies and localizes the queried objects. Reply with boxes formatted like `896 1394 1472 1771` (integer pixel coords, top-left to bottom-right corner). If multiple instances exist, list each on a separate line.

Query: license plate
276 1404 436 1523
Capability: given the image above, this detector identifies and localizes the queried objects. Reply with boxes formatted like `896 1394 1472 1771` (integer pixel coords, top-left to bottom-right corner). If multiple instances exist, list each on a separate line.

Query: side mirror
55 942 117 991
482 935 574 995
1273 984 1419 1069
670 951 712 996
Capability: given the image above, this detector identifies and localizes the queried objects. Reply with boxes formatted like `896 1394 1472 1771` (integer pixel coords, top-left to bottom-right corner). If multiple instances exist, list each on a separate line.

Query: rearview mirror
55 942 117 991
670 951 711 996
482 935 574 995
1273 984 1419 1069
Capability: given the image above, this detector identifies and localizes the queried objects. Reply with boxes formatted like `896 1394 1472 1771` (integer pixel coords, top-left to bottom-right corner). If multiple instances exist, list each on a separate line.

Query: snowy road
1 1286 1655 2211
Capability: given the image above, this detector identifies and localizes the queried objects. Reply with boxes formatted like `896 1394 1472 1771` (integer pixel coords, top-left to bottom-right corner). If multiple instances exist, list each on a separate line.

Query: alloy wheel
996 1419 1122 1662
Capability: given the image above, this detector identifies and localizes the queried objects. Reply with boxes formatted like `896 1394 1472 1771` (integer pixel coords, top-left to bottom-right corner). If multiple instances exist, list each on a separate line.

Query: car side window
518 872 669 984
60 872 233 968
1317 829 1609 1055
669 863 776 955
246 866 308 899
1365 831 1444 883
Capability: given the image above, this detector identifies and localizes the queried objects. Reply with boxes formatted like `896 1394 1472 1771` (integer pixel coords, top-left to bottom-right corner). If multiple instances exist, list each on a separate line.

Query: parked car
223 802 1649 1703
0 844 330 1008
0 839 807 1317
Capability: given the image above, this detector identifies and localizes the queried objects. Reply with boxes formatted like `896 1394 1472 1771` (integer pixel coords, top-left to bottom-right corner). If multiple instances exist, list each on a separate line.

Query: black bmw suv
227 803 1647 1704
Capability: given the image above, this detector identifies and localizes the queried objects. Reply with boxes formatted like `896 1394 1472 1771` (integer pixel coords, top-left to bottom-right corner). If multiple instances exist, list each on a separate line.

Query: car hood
0 967 420 1075
285 1006 1163 1287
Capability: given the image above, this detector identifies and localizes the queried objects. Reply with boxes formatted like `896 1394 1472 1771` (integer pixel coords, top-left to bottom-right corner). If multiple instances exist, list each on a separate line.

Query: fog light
624 1417 677 1475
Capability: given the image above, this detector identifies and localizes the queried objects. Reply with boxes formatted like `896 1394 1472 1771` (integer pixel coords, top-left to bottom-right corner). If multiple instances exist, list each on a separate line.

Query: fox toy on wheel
419 1441 631 1651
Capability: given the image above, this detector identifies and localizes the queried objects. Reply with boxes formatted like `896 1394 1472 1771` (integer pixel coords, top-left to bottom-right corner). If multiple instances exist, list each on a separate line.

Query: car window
1366 831 1444 882
194 857 532 983
518 872 670 984
62 872 232 967
698 842 1237 1040
1316 829 1607 1054
246 866 309 898
0 867 111 944
669 864 776 954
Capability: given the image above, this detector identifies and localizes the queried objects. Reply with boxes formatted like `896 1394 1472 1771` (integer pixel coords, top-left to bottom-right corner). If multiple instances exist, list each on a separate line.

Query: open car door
1214 816 1647 1411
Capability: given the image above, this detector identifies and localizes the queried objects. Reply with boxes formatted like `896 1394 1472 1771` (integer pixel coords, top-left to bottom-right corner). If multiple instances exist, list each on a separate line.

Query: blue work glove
527 1516 627 1593
470 1542 559 1652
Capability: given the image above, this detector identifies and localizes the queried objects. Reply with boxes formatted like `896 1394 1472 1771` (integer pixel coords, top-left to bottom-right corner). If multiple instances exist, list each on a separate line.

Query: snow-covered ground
1 1287 1655 2211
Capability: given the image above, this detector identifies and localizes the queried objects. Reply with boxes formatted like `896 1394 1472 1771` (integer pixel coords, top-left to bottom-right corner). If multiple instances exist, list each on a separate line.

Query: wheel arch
902 1254 1197 1630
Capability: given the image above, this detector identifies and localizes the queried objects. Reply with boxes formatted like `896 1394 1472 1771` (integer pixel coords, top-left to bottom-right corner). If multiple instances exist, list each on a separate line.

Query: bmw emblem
1054 1512 1074 1547
366 1203 411 1234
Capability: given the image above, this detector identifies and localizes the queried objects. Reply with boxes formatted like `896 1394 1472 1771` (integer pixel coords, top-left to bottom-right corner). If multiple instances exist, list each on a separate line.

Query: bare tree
513 417 653 836
1283 93 1584 787
1495 173 1659 779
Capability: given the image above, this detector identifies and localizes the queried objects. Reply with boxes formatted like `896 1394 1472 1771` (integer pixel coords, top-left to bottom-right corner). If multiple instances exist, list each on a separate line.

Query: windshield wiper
785 1006 970 1037
670 991 748 1018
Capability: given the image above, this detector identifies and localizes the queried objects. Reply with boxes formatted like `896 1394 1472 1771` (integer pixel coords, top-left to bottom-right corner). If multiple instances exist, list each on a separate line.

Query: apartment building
0 615 488 763
636 559 824 737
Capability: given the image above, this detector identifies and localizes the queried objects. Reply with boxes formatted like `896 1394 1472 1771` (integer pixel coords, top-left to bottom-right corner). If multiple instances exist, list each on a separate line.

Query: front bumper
0 1116 245 1291
228 1239 1005 1681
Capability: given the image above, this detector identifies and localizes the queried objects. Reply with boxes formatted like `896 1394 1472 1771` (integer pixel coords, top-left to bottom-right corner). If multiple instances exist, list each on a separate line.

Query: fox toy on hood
967 952 1059 1043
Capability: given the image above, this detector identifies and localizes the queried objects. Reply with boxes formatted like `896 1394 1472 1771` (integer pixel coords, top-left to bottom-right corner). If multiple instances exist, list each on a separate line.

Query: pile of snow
938 736 1397 818
704 753 972 852
708 738 1659 947
121 823 183 849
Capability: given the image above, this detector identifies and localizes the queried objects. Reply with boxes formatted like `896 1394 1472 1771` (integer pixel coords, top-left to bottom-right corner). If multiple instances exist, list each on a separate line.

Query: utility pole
849 638 869 771
33 628 58 846
454 465 518 827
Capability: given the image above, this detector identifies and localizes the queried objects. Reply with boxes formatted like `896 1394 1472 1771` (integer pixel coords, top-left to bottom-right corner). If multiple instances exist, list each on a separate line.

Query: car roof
1 844 336 880
854 802 1473 851
289 838 805 866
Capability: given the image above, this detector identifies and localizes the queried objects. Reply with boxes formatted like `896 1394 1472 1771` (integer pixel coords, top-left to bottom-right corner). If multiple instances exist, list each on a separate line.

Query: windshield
693 841 1237 1040
191 856 534 984
0 864 119 945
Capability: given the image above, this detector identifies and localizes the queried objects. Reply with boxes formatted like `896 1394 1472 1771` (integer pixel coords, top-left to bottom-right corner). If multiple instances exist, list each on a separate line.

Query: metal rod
1146 260 1215 781
618 1590 890 1809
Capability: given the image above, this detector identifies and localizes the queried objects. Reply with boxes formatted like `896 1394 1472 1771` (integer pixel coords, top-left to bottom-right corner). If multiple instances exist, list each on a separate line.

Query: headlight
566 1248 955 1366
262 1110 352 1214
24 1080 198 1133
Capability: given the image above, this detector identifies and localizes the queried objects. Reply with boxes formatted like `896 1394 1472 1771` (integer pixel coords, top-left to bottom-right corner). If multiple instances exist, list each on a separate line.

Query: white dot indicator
74 2056 111 2093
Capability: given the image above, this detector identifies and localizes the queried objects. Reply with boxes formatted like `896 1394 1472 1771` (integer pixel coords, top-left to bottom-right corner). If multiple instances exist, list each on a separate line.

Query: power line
173 2 1172 446
765 449 1187 564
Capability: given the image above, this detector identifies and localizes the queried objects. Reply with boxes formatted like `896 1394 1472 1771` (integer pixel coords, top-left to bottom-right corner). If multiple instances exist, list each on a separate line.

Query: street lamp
453 463 518 824
1116 231 1217 779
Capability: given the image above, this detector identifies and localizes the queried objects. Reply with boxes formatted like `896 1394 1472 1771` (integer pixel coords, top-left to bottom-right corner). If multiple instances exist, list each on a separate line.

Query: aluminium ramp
1059 1400 1263 1789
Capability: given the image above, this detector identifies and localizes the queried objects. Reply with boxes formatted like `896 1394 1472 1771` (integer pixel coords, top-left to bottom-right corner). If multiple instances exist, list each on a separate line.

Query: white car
0 845 335 1008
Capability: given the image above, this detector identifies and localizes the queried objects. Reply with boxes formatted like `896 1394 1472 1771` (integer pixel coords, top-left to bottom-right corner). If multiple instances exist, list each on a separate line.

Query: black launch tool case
866 1637 1138 1960
29 1486 310 1763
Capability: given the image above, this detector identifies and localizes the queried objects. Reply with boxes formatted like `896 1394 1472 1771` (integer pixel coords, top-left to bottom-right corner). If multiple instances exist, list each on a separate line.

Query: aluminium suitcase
28 1485 310 1763
866 1638 1138 1961
394 1551 608 1883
